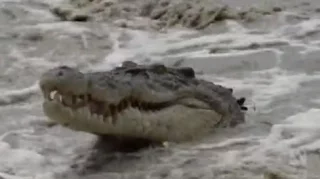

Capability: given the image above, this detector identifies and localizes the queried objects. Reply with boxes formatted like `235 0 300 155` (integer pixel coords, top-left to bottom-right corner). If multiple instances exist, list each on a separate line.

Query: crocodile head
39 61 246 142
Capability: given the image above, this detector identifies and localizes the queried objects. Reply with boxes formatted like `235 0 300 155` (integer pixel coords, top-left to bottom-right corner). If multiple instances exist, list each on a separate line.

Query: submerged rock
51 4 91 21
50 0 284 30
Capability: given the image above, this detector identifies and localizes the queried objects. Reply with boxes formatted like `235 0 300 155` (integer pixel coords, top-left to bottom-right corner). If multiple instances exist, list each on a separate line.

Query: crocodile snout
39 66 88 100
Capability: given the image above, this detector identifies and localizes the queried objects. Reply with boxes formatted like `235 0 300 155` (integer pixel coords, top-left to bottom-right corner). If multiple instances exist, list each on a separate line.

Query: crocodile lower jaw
42 98 222 142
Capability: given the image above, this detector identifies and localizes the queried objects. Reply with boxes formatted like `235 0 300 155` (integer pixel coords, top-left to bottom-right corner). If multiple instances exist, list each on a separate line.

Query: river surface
2 0 320 178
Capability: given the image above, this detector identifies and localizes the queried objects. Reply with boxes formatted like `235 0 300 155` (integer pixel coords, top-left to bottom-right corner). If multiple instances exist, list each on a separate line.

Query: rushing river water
2 0 320 178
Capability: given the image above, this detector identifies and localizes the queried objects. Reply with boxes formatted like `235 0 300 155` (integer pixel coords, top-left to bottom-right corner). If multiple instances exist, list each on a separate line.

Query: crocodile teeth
76 96 83 104
84 106 91 121
50 91 58 100
106 116 113 125
98 115 104 123
53 91 62 102
91 113 99 125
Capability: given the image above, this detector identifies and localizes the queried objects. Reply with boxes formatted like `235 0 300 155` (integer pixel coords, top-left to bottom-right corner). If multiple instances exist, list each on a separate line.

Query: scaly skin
39 61 247 142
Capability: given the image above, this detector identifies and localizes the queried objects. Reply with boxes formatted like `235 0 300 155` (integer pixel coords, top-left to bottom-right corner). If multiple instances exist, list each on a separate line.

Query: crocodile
39 61 247 143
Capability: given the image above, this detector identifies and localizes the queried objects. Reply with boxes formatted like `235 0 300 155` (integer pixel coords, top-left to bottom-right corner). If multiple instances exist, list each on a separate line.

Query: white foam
220 109 320 175
94 19 300 71
19 5 56 22
286 19 320 38
0 147 48 178
275 109 320 152
1 0 66 6
205 69 320 109
18 22 90 35
0 81 39 105
194 136 260 150
236 110 318 171
0 137 48 178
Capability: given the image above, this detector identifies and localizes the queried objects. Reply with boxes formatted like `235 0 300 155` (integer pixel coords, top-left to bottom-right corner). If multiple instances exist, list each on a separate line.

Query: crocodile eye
125 68 150 78
126 68 144 75
122 61 137 68
150 64 167 74
56 66 74 76
57 71 63 76
237 97 246 106
177 67 195 78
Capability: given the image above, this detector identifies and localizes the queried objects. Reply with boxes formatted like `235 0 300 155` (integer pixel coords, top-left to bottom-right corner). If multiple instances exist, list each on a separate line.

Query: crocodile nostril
57 71 63 76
